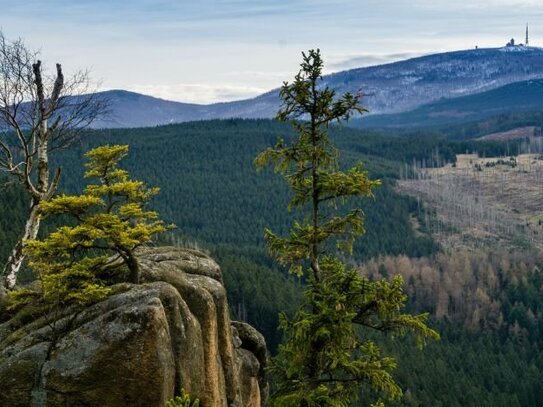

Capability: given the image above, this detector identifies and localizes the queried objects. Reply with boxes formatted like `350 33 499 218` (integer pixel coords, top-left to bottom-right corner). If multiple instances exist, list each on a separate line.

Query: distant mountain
93 46 543 128
324 46 543 114
92 90 208 128
355 79 543 128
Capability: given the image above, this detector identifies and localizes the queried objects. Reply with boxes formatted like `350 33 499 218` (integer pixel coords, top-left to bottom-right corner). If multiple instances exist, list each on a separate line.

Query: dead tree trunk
3 199 41 290
1 60 63 291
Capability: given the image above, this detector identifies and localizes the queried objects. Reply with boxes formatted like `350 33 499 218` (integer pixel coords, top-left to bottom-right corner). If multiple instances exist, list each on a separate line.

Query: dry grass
398 153 543 250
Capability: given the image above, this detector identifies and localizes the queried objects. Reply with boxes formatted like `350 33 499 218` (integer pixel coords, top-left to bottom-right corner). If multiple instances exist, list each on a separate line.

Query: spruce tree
9 144 168 310
256 49 438 406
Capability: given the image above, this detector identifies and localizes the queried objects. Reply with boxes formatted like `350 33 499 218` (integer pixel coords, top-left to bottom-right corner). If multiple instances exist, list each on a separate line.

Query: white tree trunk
2 112 48 291
0 46 103 293
2 60 51 291
2 200 41 290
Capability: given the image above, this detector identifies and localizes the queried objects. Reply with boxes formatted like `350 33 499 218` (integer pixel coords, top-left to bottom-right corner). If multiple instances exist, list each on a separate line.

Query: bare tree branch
0 30 108 294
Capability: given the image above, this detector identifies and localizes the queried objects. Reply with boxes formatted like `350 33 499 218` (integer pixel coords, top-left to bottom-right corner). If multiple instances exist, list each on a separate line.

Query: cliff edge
0 246 268 406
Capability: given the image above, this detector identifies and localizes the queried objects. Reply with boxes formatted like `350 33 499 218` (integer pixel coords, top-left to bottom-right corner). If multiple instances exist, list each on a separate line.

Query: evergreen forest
2 116 543 405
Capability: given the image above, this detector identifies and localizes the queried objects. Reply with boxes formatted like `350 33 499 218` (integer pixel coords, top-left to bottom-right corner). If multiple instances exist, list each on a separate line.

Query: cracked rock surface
0 247 268 407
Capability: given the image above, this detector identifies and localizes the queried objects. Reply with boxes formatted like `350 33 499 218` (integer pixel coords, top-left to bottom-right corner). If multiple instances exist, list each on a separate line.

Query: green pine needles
256 49 439 406
8 144 168 312
166 388 200 407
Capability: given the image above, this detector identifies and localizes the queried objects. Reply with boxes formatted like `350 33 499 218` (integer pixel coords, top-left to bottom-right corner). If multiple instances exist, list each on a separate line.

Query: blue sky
1 0 541 103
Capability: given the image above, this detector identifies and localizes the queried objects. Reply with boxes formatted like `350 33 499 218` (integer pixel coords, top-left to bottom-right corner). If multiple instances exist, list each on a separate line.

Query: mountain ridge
92 46 543 128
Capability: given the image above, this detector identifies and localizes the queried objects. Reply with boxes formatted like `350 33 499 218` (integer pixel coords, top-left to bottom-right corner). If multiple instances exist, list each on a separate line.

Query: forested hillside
0 119 439 347
357 79 543 128
2 118 543 404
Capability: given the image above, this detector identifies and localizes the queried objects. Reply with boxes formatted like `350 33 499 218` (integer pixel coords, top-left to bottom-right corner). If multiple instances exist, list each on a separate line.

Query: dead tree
0 32 108 295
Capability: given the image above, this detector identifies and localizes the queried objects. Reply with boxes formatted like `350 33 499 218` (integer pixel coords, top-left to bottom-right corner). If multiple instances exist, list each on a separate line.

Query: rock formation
0 247 268 406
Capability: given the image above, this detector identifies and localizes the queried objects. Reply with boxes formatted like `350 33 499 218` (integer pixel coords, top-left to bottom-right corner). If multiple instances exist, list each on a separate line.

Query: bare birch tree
0 31 108 295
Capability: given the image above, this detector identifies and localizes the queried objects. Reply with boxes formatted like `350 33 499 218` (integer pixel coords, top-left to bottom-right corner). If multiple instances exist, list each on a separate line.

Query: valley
2 41 543 405
3 0 543 403
2 114 543 405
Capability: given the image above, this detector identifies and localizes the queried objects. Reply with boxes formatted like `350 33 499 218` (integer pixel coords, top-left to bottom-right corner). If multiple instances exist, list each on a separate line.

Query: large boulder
0 247 268 406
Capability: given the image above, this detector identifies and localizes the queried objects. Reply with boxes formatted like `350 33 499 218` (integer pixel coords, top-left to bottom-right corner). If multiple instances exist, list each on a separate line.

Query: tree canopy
8 144 167 311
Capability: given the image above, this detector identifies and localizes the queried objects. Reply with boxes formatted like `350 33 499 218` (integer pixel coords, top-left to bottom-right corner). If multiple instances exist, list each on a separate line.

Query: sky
1 0 542 104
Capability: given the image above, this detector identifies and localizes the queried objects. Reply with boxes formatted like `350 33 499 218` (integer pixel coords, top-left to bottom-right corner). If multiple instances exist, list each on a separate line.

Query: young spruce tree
255 50 439 406
9 144 167 310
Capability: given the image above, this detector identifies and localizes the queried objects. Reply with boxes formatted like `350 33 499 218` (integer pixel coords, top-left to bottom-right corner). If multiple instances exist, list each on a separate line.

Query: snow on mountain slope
93 47 543 128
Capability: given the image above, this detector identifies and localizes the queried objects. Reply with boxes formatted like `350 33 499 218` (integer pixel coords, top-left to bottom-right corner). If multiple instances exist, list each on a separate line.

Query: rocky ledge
0 247 268 406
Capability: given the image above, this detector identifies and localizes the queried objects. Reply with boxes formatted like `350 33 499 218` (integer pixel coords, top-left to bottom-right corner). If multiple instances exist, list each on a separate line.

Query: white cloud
327 52 429 71
121 83 269 104
4 0 543 104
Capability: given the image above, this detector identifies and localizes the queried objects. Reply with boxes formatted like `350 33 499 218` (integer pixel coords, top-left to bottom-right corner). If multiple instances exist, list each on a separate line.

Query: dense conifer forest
2 117 543 404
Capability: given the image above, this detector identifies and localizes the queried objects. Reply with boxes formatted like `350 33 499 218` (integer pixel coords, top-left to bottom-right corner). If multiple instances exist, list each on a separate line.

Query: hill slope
357 79 543 128
2 119 543 405
0 119 439 347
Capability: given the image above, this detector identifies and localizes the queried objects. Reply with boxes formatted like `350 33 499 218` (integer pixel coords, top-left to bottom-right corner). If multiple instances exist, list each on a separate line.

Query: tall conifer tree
256 49 438 406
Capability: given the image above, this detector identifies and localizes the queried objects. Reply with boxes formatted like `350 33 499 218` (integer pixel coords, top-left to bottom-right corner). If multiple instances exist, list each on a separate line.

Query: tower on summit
505 25 531 47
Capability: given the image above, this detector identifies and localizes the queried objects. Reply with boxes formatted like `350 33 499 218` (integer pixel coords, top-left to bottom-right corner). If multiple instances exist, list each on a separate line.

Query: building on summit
506 24 530 47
